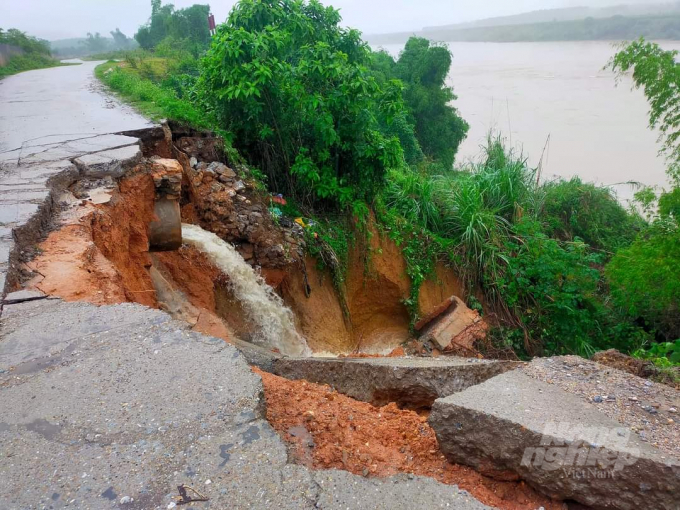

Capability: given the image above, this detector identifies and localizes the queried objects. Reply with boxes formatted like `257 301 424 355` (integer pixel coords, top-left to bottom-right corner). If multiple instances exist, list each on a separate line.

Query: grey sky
0 0 655 41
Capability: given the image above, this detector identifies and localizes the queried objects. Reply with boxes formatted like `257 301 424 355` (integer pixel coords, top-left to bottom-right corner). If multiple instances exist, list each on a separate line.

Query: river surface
377 41 680 199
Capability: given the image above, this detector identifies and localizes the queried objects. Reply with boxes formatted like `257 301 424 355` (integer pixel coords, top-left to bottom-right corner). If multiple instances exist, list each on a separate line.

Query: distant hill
422 3 680 32
368 3 680 45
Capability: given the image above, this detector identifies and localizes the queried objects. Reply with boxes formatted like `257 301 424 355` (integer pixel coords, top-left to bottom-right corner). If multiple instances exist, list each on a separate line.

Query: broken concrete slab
311 469 491 509
73 144 141 178
417 296 487 354
273 356 521 409
0 298 491 509
2 289 46 305
429 370 680 510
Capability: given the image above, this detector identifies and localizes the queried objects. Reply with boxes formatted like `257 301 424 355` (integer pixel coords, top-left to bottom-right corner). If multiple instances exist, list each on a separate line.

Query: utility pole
208 13 216 37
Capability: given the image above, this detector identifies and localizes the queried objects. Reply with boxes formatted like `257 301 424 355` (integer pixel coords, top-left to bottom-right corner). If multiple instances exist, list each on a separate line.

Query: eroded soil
256 368 564 510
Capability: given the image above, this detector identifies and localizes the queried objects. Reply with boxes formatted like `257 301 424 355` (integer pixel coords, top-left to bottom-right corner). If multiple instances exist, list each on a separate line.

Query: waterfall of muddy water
181 224 312 357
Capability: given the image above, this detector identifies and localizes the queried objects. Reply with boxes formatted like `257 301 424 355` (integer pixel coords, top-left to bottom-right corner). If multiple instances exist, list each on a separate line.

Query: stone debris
182 153 305 268
150 158 183 200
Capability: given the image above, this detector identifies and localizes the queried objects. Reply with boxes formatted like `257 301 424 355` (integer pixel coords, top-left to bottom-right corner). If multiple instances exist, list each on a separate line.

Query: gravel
522 355 680 460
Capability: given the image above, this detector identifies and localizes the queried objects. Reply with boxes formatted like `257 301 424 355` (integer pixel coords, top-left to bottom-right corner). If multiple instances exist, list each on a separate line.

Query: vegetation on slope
0 28 74 78
97 0 679 369
606 40 680 356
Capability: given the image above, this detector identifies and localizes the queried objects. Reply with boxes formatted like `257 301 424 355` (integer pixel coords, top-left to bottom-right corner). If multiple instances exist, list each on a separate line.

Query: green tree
82 32 109 53
609 39 680 163
606 40 680 342
110 28 134 50
199 0 404 209
392 37 469 171
0 28 50 55
135 1 211 52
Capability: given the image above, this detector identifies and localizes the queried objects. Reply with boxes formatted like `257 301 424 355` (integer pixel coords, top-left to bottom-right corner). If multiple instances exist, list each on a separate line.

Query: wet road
0 60 152 165
0 60 152 293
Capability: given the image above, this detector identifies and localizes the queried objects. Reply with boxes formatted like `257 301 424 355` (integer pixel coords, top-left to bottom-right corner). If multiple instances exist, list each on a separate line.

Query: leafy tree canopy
372 37 469 172
0 28 51 55
199 0 405 210
609 39 680 165
135 1 211 54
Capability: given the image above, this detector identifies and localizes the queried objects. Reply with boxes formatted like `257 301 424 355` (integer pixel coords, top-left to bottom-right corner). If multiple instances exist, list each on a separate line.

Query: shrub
542 177 643 252
606 220 680 340
199 0 405 210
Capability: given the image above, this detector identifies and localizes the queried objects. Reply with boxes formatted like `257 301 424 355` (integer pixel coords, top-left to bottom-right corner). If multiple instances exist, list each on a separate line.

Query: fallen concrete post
416 296 487 354
429 370 680 510
273 357 521 409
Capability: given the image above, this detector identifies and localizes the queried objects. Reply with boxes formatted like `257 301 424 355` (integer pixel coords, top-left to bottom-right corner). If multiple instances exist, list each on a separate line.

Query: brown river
378 41 680 200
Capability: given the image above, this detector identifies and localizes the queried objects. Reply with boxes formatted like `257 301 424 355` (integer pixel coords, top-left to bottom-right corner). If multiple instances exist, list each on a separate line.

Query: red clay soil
256 369 564 510
154 246 223 312
89 173 158 307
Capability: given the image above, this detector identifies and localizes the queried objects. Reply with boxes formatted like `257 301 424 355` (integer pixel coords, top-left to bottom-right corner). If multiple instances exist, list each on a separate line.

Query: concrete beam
273 357 521 409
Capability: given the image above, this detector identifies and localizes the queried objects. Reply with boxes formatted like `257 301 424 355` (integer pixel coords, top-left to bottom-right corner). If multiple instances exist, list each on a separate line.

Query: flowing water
181 223 312 357
376 41 680 201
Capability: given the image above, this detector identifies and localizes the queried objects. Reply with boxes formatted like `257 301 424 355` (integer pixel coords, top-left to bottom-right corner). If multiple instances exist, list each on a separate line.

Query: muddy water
377 41 680 200
181 224 312 357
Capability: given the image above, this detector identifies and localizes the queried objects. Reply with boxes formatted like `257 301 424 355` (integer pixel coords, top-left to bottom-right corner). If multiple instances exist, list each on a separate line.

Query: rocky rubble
180 153 306 269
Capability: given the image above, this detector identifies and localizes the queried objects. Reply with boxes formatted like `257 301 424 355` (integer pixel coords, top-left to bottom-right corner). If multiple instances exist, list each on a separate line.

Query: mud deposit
257 369 564 510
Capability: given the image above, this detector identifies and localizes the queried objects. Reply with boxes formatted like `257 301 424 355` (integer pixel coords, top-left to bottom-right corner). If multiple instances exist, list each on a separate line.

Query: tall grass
379 135 635 358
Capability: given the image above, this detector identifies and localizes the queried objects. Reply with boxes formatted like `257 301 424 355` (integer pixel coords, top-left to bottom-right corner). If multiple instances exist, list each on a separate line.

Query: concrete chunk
2 289 46 304
429 370 680 510
312 469 492 509
274 357 520 409
418 296 487 353
74 144 141 178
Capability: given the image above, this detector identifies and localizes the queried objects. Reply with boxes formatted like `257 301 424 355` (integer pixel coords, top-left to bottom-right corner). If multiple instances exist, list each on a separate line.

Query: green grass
0 54 79 79
95 60 210 128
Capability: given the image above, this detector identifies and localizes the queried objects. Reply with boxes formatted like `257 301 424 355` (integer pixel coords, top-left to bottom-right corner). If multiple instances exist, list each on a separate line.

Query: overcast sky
0 0 655 41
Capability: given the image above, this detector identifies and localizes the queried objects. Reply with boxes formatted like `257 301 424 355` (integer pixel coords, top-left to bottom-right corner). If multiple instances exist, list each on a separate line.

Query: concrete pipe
148 198 182 252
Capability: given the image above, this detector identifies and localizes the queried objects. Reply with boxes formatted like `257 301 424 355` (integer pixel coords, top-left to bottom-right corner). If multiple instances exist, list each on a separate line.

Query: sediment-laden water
182 223 312 357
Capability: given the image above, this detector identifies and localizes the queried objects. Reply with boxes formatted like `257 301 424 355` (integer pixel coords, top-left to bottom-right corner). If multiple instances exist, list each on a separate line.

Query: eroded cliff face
21 126 473 355
277 227 467 354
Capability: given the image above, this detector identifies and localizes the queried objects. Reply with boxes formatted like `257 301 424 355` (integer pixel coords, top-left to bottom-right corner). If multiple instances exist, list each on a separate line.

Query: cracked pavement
0 62 493 508
0 61 151 293
0 299 490 509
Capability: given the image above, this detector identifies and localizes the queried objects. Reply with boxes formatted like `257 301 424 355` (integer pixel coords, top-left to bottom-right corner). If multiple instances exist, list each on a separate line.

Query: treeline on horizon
370 14 680 45
50 30 138 59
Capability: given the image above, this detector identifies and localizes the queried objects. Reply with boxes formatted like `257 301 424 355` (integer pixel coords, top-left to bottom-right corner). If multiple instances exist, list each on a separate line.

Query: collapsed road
1 62 679 510
0 60 490 510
